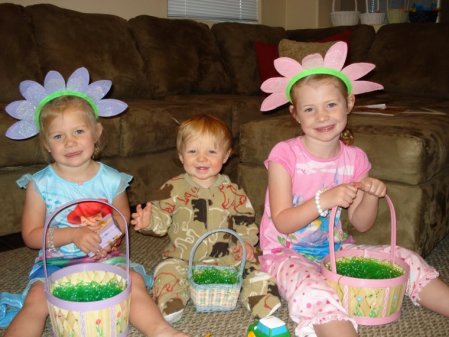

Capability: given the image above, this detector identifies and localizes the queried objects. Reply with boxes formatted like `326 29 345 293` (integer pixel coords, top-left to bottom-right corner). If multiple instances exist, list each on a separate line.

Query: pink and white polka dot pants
260 244 439 337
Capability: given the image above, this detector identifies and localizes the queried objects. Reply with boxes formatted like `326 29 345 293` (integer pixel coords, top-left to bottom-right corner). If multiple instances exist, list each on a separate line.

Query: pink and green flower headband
5 67 128 140
260 41 384 111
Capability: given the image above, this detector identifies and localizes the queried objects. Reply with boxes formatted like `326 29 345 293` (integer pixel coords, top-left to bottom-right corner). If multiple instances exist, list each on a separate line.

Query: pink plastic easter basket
188 228 246 312
321 195 410 326
43 199 131 337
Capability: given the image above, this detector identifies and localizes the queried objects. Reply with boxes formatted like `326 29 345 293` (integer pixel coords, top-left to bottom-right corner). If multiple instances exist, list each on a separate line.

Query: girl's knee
130 270 146 289
23 282 48 312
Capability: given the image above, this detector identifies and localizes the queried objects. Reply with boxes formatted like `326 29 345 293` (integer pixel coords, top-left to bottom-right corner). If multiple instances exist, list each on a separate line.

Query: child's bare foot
151 324 189 337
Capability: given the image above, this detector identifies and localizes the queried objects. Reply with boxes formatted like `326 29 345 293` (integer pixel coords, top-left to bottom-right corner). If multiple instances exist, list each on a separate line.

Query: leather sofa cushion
367 23 449 98
212 22 286 95
240 112 449 185
165 94 283 138
119 100 233 157
26 4 150 99
286 24 376 63
0 3 42 102
129 16 231 98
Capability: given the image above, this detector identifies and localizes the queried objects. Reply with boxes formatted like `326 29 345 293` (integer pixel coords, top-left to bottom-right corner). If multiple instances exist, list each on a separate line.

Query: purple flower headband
260 41 384 111
4 67 128 140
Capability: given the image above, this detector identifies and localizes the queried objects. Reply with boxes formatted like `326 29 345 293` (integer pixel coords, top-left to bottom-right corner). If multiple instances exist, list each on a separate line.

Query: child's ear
95 122 103 141
289 104 300 123
223 149 232 164
178 152 184 164
347 94 356 113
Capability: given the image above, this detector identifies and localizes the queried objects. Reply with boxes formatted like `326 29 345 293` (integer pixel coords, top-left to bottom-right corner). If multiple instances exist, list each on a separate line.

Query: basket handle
42 198 130 287
332 0 358 12
188 228 247 280
328 194 397 273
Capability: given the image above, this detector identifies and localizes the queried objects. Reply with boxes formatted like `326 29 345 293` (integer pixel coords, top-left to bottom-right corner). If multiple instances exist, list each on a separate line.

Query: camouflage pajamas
141 173 280 318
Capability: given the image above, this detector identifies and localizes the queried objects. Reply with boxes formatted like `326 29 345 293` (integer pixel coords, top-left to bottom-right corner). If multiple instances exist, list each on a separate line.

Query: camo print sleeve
139 176 181 236
224 182 259 247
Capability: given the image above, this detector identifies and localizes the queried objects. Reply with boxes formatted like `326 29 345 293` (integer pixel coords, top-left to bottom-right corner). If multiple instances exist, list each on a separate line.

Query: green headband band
35 90 99 129
285 67 353 102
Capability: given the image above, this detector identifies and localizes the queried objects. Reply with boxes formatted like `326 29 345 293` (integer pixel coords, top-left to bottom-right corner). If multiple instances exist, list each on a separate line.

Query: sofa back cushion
0 3 42 102
286 24 375 63
212 22 286 95
26 4 149 99
278 39 335 62
367 23 449 98
129 16 231 98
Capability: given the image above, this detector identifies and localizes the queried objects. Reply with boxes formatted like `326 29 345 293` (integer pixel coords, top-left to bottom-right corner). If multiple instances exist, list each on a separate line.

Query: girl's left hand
92 247 108 260
232 241 255 262
359 177 387 197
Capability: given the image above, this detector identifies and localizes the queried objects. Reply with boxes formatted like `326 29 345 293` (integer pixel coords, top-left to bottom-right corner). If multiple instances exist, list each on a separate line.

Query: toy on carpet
247 316 291 337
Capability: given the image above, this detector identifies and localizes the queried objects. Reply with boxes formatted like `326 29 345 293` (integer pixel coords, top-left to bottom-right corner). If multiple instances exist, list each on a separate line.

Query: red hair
67 199 112 224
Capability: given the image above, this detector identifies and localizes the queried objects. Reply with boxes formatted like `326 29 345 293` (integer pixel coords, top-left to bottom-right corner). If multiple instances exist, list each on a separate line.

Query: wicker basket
44 199 131 337
188 228 246 312
321 195 410 326
331 0 360 26
360 12 386 24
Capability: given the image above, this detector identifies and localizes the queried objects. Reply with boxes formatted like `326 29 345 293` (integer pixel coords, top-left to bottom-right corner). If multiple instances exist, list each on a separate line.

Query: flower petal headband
5 67 128 140
260 41 384 111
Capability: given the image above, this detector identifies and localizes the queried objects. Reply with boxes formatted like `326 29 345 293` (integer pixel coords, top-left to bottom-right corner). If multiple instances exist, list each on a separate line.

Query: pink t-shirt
260 137 371 261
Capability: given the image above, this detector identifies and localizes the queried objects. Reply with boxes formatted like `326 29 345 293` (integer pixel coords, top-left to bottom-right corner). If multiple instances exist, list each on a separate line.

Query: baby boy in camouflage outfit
131 114 281 323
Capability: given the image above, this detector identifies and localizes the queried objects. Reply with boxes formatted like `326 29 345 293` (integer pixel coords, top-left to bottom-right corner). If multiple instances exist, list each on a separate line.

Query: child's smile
179 134 230 188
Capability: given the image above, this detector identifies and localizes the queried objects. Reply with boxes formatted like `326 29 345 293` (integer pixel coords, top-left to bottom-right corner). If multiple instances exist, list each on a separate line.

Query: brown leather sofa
0 3 448 256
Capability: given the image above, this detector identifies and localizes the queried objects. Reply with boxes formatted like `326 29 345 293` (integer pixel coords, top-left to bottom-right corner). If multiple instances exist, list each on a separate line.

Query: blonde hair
176 114 232 154
290 74 354 145
291 74 348 105
38 96 102 161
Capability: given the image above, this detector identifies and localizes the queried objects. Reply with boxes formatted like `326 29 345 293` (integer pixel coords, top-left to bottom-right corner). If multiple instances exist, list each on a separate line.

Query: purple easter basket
43 199 131 337
321 195 410 326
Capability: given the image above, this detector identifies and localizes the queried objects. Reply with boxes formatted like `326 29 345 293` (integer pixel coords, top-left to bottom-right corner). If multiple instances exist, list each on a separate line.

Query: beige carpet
1 230 448 337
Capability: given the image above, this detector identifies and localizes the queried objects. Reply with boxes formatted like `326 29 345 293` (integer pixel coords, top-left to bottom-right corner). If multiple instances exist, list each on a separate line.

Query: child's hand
79 216 103 232
130 202 152 231
72 226 101 255
322 183 359 209
359 177 387 197
232 241 255 262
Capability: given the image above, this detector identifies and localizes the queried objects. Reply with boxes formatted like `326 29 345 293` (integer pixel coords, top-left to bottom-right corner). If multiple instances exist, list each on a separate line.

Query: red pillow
254 41 279 84
317 30 352 44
